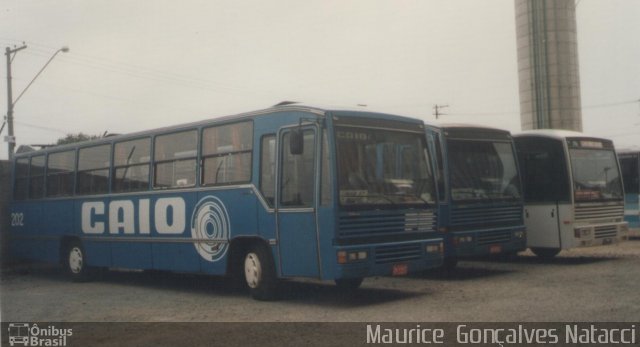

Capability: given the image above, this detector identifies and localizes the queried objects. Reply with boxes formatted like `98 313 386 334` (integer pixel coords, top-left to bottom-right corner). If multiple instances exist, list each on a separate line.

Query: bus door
516 137 570 249
524 203 562 248
276 127 320 277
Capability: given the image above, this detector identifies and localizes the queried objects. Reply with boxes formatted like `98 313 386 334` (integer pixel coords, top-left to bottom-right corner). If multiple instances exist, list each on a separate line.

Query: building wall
0 160 11 265
515 0 583 131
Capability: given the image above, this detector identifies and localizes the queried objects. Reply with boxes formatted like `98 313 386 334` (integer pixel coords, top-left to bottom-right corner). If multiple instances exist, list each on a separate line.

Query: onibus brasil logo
7 323 72 346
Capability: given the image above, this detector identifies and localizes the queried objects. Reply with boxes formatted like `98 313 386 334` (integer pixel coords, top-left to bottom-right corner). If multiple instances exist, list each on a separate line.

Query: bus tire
335 277 363 290
531 247 560 259
64 240 93 282
442 257 458 270
244 245 278 301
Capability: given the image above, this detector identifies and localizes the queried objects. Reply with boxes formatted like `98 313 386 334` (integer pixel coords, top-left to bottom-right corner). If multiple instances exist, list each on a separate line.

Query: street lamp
4 45 69 159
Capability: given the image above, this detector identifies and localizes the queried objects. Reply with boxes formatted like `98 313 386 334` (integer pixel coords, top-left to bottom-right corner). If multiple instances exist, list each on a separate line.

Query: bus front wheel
64 240 93 282
244 245 278 301
531 247 560 259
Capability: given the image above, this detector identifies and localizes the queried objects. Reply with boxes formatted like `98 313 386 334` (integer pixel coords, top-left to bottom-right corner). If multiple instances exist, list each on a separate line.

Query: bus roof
14 103 422 158
424 120 510 133
513 129 612 141
617 146 640 154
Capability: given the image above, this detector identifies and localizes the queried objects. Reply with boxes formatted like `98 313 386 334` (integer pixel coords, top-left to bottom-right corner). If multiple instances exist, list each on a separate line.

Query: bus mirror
290 129 304 155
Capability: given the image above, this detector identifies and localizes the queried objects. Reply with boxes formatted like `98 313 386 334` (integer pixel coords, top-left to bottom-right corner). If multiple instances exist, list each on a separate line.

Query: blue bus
424 123 526 268
619 149 640 237
9 104 443 300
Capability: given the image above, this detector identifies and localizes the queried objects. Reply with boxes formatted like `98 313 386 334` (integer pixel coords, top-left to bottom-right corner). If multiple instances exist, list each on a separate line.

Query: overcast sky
1 0 638 159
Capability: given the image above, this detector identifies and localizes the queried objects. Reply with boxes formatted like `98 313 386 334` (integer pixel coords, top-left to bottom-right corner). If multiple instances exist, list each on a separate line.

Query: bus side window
154 130 198 189
113 138 151 193
46 150 76 197
259 135 276 206
620 156 640 194
202 121 253 186
13 158 29 200
515 138 570 203
77 144 111 195
433 133 446 202
29 155 45 199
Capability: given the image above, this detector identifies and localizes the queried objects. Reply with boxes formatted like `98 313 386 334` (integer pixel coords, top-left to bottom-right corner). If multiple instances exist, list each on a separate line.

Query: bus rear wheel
64 240 93 282
531 247 560 259
244 245 278 301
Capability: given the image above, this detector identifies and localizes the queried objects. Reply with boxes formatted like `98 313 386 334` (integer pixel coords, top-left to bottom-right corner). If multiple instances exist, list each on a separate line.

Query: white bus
513 130 628 258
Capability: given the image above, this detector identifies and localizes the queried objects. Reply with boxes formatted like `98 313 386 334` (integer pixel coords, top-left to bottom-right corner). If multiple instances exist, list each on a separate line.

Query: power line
14 120 69 134
582 99 638 109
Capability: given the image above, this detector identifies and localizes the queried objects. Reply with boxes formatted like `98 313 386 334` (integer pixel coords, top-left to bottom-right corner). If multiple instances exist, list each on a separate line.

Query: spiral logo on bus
190 196 230 262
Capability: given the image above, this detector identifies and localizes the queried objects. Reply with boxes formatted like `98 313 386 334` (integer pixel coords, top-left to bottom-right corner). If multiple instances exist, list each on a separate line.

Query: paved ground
2 240 639 323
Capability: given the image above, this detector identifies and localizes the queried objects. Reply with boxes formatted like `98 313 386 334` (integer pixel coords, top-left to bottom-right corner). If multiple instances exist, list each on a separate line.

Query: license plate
489 245 502 254
392 263 408 276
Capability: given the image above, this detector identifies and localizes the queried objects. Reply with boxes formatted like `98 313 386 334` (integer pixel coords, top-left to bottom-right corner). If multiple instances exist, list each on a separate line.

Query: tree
56 133 101 145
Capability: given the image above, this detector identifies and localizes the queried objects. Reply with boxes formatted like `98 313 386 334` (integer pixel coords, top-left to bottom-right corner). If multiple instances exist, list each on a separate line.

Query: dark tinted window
620 155 639 194
13 158 29 200
514 137 570 203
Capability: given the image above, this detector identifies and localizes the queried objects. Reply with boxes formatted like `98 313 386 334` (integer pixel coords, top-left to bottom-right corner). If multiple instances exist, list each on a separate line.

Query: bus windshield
448 140 521 201
336 127 435 206
570 148 623 202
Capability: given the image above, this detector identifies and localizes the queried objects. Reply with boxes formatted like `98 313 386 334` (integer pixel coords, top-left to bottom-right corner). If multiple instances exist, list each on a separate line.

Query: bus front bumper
333 239 444 279
445 227 527 258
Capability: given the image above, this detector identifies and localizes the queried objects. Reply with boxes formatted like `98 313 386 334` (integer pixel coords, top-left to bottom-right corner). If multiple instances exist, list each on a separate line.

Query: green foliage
56 133 101 145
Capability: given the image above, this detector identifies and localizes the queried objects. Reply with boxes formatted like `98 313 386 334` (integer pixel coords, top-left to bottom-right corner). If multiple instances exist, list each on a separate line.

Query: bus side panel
197 188 258 275
316 206 336 280
9 202 42 261
83 240 113 268
74 199 113 268
113 242 154 270
42 199 75 263
152 193 200 272
95 196 154 270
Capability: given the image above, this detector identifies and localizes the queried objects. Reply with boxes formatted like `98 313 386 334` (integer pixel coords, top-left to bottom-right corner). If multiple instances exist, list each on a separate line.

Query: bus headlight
454 236 473 245
514 231 526 239
426 242 443 254
338 250 368 264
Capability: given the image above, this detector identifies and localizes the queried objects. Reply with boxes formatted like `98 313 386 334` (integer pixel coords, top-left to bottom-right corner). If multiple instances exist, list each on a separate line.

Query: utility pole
433 104 449 120
5 44 27 160
4 44 68 160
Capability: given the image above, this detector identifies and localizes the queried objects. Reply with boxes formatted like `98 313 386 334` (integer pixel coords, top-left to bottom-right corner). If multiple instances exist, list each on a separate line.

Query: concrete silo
515 0 583 131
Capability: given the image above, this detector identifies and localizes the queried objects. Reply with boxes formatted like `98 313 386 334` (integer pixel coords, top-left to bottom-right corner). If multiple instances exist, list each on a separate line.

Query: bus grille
374 243 422 264
338 210 436 238
450 204 521 228
476 230 512 245
594 225 618 239
574 203 624 222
